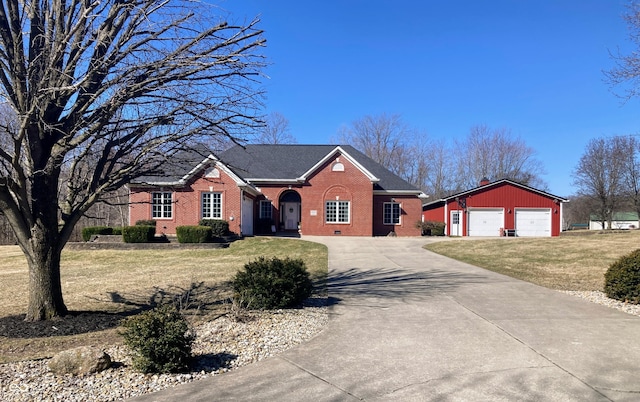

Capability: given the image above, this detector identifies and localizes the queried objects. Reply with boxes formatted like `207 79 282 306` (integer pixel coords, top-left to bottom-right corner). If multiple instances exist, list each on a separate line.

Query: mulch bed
0 311 127 338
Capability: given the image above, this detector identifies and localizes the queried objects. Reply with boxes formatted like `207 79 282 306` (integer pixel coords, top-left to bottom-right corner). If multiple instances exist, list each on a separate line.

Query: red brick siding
128 166 243 235
301 155 374 236
129 153 425 237
373 195 423 236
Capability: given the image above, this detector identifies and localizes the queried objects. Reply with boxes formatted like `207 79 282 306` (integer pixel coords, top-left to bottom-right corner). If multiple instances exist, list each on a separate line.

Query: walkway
131 237 640 401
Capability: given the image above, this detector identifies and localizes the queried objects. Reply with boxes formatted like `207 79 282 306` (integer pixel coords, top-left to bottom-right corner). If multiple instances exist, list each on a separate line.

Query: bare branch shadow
0 282 231 339
324 267 489 303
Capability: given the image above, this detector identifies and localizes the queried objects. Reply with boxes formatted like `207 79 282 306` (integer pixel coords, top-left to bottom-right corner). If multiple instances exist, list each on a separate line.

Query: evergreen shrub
232 256 313 309
199 219 229 237
604 249 640 304
135 220 157 227
122 225 155 243
120 305 194 373
176 226 212 243
416 220 446 236
81 226 113 242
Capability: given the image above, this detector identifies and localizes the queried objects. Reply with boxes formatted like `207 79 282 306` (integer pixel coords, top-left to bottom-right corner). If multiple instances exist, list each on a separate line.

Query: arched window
331 162 345 172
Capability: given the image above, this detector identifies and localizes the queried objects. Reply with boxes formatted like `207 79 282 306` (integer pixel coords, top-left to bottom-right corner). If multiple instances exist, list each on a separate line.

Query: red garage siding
422 180 567 237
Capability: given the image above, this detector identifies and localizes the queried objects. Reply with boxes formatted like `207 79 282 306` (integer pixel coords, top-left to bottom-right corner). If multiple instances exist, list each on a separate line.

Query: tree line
570 136 640 229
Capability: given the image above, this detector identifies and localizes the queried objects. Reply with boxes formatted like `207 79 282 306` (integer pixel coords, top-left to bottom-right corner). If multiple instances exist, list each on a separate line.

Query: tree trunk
25 239 68 321
24 165 69 321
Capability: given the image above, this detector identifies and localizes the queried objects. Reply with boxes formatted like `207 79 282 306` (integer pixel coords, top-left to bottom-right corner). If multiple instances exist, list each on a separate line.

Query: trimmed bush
604 249 640 304
135 220 157 227
122 225 155 243
176 226 212 243
416 220 446 236
233 256 313 309
111 227 123 235
81 226 113 242
199 219 229 237
120 305 194 374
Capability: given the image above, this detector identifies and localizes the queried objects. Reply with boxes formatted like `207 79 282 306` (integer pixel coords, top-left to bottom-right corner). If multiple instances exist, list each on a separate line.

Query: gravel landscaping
0 300 328 402
2 291 639 402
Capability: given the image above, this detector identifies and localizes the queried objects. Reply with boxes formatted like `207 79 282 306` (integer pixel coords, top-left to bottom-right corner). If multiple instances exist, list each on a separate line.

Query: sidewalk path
131 237 640 401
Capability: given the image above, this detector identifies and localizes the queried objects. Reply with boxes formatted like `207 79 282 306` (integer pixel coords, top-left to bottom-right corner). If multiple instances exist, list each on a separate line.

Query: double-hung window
152 192 173 219
326 200 350 223
259 200 273 220
202 192 222 219
383 202 401 225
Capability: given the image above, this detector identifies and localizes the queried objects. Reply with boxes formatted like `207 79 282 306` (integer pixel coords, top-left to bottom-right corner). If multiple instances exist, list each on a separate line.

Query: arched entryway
279 190 301 231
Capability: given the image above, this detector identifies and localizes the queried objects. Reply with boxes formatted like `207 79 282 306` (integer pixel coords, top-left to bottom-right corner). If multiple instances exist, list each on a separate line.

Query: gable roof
590 212 639 221
131 144 426 196
423 179 568 206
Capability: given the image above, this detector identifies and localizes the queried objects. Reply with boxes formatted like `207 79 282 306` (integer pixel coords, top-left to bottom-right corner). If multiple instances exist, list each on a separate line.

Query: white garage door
468 209 504 237
515 209 551 237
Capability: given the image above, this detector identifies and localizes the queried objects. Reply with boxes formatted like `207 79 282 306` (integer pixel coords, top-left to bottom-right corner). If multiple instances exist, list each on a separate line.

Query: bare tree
337 114 410 173
573 137 627 230
562 194 596 230
0 0 265 321
422 139 458 199
254 112 297 144
615 136 640 219
455 125 546 189
605 2 640 100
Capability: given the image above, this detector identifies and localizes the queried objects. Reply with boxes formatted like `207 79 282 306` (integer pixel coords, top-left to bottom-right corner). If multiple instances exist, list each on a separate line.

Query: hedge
176 226 212 243
122 225 156 243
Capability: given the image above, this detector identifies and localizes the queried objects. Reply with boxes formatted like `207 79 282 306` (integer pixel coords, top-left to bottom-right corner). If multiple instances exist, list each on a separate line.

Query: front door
450 210 462 236
283 202 299 230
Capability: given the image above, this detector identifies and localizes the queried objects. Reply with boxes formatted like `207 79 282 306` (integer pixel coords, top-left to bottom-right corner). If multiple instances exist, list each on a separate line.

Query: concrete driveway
131 236 640 401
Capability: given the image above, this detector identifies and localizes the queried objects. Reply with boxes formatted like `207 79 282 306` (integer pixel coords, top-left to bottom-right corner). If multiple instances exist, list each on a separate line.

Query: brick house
128 144 428 237
422 179 568 237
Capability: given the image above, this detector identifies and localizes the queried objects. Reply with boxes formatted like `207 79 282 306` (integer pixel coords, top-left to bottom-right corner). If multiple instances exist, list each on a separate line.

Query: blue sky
220 1 640 197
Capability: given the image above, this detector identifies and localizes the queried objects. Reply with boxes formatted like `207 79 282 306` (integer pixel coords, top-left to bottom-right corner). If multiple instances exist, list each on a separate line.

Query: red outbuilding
422 179 569 237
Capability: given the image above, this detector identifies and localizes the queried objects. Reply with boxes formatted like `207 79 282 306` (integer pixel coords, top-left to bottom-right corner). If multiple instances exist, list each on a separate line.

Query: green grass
0 237 328 363
424 230 640 291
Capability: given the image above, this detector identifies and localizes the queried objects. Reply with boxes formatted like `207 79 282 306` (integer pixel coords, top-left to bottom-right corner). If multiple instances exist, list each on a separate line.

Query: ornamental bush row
82 220 231 243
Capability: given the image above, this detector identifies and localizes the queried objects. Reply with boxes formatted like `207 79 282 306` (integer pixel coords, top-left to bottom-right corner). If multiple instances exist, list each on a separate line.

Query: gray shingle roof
132 144 422 193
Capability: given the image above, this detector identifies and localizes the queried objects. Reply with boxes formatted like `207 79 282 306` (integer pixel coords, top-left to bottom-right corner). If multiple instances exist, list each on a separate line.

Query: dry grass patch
425 230 640 291
0 237 327 363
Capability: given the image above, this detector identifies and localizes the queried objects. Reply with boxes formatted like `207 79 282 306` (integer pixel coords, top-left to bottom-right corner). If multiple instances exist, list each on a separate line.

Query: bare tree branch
0 0 266 320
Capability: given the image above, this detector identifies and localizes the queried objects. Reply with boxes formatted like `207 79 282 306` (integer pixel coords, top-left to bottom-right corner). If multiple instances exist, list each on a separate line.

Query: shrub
199 219 229 237
233 256 313 309
122 225 155 243
176 226 212 243
120 305 194 373
81 226 113 242
135 220 157 227
111 227 123 235
416 220 446 236
604 249 640 303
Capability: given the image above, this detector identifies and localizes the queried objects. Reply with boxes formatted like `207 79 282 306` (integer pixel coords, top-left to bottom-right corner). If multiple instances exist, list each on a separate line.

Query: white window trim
325 200 350 224
202 192 223 219
152 192 173 219
383 202 401 225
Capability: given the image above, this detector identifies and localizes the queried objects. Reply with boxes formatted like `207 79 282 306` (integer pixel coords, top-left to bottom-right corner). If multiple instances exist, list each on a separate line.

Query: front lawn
0 237 328 363
424 230 640 291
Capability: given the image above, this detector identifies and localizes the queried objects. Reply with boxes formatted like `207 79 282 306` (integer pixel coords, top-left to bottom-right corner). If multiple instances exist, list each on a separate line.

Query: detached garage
422 179 568 237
